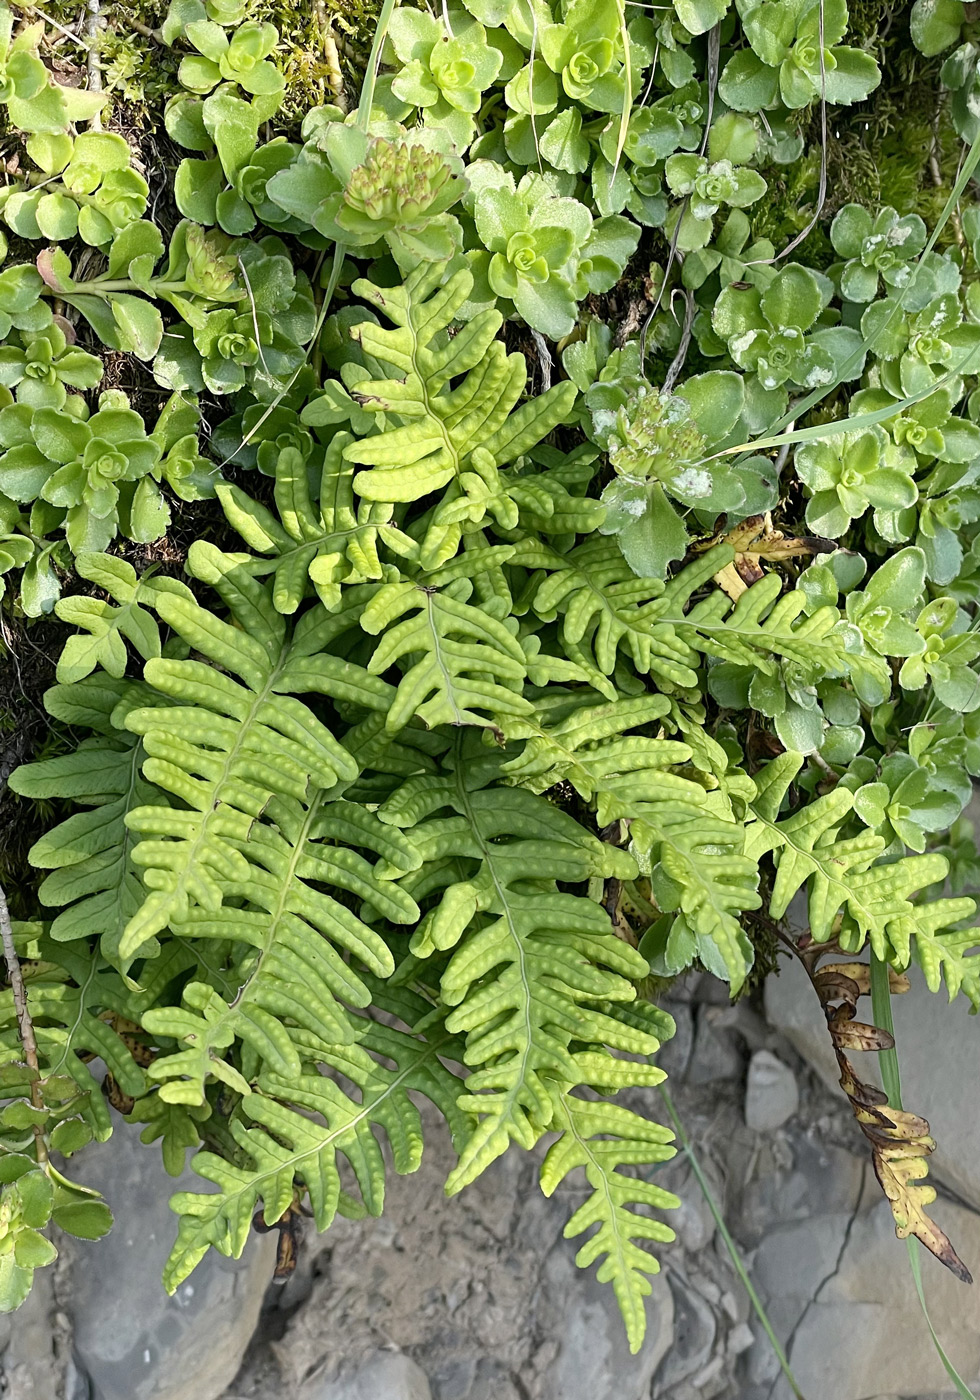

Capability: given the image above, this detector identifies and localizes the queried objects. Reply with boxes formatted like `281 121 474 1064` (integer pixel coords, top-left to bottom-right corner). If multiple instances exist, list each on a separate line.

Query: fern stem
869 951 976 1400
0 880 48 1167
658 1086 806 1400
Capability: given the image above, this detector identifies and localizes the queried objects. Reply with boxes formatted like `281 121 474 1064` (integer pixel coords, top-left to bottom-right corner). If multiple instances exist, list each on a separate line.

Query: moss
39 0 384 132
0 0 375 135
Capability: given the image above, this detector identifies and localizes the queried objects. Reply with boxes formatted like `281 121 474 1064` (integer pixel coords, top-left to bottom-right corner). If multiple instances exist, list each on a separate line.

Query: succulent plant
267 127 466 268
796 425 919 537
179 20 284 98
0 315 102 409
606 389 710 493
341 139 463 237
0 390 178 554
831 204 929 303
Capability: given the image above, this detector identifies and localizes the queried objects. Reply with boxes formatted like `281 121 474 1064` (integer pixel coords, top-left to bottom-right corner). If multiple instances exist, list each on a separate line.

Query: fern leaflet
745 752 966 961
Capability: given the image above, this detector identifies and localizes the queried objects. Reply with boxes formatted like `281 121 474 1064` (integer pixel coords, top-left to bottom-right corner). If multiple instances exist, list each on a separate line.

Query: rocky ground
2 948 978 1400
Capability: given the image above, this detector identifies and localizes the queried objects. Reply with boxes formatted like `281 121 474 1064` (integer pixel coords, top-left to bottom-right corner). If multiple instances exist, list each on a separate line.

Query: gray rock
302 1351 431 1400
754 1200 980 1400
686 1007 745 1085
655 1272 717 1390
765 951 980 1209
68 1119 276 1400
65 1356 92 1400
737 1136 871 1244
743 1050 799 1132
0 1265 59 1400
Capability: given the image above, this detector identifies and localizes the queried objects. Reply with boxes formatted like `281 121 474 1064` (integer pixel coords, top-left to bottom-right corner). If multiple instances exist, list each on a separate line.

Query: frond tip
541 1090 678 1355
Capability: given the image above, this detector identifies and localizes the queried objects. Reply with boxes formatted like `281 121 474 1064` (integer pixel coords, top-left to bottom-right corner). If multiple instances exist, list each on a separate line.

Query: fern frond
910 907 980 1008
53 553 194 684
361 577 532 731
502 696 760 989
333 262 576 568
746 753 955 959
126 1093 210 1177
214 438 418 614
514 536 701 689
162 1015 467 1292
379 741 651 1190
149 788 421 1098
9 678 165 966
541 1089 678 1354
667 547 849 677
118 545 388 957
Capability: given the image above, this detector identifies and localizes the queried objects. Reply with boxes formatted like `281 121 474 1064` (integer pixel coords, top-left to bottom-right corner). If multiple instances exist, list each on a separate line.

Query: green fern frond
8 678 165 966
361 577 532 731
541 1088 678 1355
142 981 268 1104
118 546 386 957
669 548 849 676
911 907 980 1007
162 1014 467 1292
514 536 702 689
148 789 421 1097
126 1094 210 1178
336 262 576 567
379 740 651 1191
746 753 957 959
517 541 852 698
214 437 418 615
53 553 194 685
502 694 760 990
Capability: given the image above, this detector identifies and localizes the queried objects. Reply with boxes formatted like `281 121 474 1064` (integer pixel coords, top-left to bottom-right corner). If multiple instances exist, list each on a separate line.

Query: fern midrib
426 593 466 725
749 803 899 938
231 790 322 1011
405 313 465 489
184 1025 456 1231
45 948 100 1083
96 740 152 957
557 1092 646 1329
118 739 151 900
452 740 535 1137
667 614 835 661
150 645 290 923
271 522 373 568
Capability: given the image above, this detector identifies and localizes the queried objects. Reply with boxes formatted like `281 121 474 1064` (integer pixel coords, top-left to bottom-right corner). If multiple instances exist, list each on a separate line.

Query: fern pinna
9 259 979 1352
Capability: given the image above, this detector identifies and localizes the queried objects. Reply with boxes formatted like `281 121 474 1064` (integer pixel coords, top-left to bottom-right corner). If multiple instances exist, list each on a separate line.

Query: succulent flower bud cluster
608 388 709 497
342 139 461 234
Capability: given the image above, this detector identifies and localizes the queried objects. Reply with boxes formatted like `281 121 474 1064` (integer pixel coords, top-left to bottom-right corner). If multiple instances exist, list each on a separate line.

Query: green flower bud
343 139 458 234
608 389 708 493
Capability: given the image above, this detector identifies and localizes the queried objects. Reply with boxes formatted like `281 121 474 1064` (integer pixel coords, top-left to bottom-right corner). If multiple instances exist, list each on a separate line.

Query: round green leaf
761 263 823 330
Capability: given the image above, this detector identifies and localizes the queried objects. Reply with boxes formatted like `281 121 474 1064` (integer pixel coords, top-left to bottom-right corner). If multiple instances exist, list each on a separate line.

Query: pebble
743 1050 799 1132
